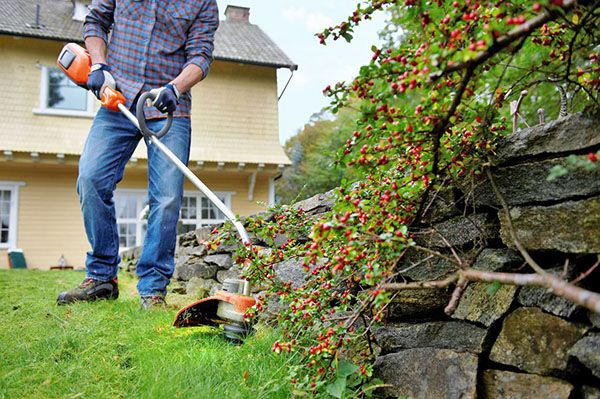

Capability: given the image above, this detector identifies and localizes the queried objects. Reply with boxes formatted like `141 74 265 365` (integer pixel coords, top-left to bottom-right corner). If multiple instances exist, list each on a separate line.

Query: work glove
148 83 180 114
87 63 116 100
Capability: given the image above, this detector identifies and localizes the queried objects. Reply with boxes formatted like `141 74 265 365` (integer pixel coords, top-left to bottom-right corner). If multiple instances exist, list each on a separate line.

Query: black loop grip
136 91 174 139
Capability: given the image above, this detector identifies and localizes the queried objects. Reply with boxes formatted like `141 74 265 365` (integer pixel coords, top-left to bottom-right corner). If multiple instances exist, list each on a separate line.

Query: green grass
0 270 293 399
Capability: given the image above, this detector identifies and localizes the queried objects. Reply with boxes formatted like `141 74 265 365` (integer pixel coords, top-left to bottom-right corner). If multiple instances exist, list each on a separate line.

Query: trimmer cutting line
58 43 256 342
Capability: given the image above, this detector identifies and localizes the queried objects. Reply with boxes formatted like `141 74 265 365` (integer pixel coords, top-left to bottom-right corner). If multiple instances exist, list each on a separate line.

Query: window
0 182 25 250
115 191 148 250
179 193 231 235
114 190 232 250
34 66 95 117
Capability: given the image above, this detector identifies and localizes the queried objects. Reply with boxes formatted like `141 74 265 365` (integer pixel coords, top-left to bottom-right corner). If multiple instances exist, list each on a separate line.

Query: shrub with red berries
213 0 598 396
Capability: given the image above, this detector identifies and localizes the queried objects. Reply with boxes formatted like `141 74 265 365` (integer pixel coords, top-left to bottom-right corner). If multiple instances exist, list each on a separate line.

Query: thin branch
381 268 600 315
458 269 600 314
485 168 547 275
411 244 463 267
380 274 459 290
571 258 600 285
444 277 468 316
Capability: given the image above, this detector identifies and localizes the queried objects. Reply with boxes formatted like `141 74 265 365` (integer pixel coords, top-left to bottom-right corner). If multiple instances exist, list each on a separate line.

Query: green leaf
326 378 346 398
338 360 360 378
547 165 569 181
486 281 502 296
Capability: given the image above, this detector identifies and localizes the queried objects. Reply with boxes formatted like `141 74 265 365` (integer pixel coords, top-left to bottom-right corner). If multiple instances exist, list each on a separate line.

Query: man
57 0 219 309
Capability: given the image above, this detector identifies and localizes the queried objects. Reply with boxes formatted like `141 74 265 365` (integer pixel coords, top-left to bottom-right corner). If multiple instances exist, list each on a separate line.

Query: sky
215 1 386 144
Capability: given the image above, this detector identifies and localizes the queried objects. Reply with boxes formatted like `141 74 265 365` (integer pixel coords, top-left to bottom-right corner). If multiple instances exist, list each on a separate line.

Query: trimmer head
174 279 256 343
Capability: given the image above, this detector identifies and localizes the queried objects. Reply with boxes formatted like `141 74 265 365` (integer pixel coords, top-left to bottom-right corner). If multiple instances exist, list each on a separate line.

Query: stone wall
120 113 600 398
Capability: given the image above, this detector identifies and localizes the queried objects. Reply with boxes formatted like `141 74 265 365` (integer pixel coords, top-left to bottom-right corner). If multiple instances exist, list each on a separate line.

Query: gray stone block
398 251 457 282
388 288 452 320
490 307 588 375
415 213 499 248
582 385 600 399
475 157 600 206
452 283 518 327
472 248 523 272
420 188 461 223
500 197 600 253
373 348 478 399
518 266 582 318
273 258 307 289
173 259 218 281
569 333 600 379
186 277 219 297
216 266 242 283
589 311 600 329
481 369 573 399
204 254 233 270
374 321 488 354
291 190 336 215
495 113 600 165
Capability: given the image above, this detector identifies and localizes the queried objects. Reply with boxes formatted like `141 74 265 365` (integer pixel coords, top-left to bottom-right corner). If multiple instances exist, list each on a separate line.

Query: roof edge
214 55 297 71
0 31 298 70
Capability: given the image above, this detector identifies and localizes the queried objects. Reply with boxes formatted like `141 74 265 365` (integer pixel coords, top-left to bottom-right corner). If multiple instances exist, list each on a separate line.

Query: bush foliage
217 0 599 396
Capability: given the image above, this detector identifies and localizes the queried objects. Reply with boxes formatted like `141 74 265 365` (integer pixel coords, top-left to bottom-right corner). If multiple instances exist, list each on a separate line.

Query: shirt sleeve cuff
83 24 109 44
183 55 212 80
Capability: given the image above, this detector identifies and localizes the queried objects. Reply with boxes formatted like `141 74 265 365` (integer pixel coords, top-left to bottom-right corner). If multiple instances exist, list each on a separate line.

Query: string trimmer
57 43 256 342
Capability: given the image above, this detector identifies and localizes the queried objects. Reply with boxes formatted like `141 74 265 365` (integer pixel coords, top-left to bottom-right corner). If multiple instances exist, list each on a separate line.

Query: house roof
0 0 298 70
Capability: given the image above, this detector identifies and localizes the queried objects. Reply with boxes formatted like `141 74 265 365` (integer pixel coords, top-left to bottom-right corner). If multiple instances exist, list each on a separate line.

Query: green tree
277 107 362 204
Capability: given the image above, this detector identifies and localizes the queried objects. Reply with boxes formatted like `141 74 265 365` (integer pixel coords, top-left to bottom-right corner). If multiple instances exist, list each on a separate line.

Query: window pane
115 194 137 219
1 201 10 219
0 190 10 243
47 68 88 111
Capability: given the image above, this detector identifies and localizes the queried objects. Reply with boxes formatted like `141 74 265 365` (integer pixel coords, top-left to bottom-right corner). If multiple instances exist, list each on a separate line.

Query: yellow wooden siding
189 62 290 165
0 36 95 156
0 35 290 166
0 162 273 269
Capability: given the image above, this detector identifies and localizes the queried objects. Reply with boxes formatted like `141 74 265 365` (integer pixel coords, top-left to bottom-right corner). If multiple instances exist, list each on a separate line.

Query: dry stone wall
120 113 600 398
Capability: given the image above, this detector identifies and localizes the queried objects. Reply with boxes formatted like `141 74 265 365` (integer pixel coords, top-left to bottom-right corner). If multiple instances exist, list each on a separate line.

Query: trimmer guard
173 291 256 328
173 297 222 328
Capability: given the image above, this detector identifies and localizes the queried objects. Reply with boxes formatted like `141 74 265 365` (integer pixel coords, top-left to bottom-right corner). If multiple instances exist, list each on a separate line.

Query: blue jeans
78 107 191 297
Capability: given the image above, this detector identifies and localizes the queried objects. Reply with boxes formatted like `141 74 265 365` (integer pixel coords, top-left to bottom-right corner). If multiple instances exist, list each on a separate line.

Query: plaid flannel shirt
84 0 219 118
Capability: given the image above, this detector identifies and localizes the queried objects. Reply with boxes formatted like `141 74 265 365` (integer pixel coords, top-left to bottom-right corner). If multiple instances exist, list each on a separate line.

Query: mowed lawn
0 270 293 399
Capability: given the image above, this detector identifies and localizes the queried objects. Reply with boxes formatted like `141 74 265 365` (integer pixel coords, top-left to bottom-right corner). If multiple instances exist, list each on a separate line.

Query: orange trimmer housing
57 43 125 112
173 290 256 328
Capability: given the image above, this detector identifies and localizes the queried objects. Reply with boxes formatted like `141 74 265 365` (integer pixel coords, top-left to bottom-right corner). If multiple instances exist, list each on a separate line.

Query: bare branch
571 257 600 285
381 268 600 315
380 274 458 291
444 277 468 316
459 269 600 314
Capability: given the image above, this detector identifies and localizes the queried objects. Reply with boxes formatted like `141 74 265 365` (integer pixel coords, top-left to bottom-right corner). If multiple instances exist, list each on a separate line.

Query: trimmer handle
136 91 174 139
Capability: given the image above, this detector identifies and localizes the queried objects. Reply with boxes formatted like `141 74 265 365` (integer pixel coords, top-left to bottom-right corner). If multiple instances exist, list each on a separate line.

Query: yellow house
0 0 295 269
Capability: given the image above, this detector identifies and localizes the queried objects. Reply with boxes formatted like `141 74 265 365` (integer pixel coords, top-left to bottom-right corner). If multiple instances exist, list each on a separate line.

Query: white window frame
33 66 96 118
0 181 25 250
114 189 234 250
181 190 234 230
114 189 148 251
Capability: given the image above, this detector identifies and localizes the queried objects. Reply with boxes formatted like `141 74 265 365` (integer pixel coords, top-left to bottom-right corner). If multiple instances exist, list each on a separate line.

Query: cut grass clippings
0 270 293 399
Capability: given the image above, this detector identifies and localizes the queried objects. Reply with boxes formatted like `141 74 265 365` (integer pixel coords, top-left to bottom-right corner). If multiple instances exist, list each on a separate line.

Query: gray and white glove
148 83 180 114
87 63 116 99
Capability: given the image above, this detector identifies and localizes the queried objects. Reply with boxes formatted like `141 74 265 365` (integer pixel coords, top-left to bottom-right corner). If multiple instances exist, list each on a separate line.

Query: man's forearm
171 64 204 94
85 36 108 65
